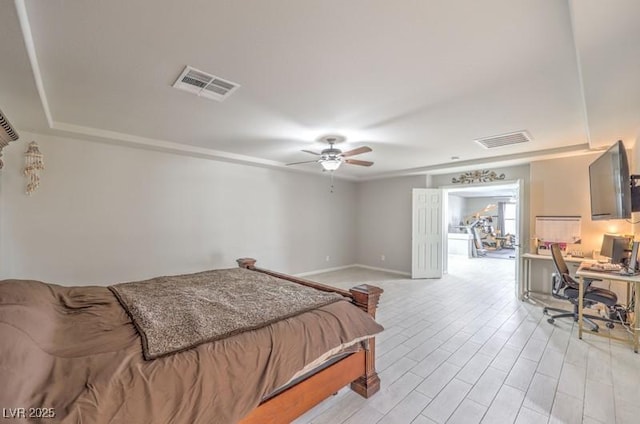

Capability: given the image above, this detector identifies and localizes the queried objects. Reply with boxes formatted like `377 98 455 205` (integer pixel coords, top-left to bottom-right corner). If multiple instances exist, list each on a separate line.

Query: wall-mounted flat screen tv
589 140 631 220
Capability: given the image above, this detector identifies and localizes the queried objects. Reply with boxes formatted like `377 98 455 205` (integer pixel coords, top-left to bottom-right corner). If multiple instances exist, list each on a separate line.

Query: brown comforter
0 278 383 424
109 268 344 359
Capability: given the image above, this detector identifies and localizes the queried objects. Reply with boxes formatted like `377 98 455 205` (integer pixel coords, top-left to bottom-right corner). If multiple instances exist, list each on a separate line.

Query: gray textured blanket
109 268 344 359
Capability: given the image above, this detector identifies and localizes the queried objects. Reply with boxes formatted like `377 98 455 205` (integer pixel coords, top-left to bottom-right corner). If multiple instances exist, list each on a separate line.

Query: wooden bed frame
236 258 383 424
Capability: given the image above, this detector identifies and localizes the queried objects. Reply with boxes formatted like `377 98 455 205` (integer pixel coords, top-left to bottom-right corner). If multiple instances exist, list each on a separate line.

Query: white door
412 188 444 279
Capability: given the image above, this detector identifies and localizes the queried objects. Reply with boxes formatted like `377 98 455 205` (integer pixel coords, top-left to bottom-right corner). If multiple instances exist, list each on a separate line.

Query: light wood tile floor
292 256 640 424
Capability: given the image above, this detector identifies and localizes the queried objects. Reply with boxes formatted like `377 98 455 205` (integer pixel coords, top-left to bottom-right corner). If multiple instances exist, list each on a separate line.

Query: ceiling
1 0 639 180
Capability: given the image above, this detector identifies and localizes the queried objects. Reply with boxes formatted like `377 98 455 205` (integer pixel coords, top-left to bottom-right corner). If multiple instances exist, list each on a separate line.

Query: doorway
442 181 522 281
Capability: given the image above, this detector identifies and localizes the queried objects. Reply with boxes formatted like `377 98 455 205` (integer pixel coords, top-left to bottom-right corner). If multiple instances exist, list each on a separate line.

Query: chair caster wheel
543 308 548 315
606 322 615 329
547 318 554 324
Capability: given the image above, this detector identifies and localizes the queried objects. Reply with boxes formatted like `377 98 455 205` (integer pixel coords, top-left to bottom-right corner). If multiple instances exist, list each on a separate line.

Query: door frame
441 179 524 285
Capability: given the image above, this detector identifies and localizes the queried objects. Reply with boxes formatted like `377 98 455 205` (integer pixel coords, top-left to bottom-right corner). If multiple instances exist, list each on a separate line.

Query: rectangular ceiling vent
172 66 240 102
0 108 19 144
475 131 531 149
0 107 19 169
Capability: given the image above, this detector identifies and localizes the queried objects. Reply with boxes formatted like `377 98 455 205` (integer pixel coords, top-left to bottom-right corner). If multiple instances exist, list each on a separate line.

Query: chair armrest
567 274 601 290
581 277 602 291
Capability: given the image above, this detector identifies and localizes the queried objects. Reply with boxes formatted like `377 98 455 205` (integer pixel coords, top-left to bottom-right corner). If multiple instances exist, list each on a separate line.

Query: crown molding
15 0 53 127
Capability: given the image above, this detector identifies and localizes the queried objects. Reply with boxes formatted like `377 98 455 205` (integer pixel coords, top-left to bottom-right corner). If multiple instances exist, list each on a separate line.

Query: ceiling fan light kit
286 134 373 172
321 158 342 171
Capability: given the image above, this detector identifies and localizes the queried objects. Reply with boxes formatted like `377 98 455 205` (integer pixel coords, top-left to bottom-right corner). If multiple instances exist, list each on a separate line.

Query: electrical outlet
325 255 330 262
381 254 385 261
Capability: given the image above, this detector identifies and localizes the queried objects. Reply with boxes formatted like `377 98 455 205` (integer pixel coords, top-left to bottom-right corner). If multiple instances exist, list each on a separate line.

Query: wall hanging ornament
24 141 44 195
451 169 505 184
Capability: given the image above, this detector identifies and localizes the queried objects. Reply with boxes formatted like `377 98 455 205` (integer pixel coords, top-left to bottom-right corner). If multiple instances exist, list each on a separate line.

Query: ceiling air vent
475 131 531 149
0 107 19 169
172 66 240 102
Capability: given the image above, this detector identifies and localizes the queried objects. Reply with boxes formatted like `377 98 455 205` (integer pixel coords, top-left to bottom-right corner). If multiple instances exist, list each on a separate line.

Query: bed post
237 258 257 269
349 284 383 398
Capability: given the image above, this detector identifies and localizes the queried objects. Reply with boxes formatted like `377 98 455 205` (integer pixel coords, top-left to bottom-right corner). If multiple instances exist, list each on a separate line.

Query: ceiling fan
286 135 374 171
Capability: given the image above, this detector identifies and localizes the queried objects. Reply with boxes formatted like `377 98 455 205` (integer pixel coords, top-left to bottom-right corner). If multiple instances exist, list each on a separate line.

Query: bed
0 258 383 423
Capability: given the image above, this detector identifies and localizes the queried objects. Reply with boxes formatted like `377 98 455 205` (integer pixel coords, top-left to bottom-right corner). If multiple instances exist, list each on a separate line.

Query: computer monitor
628 241 639 272
600 234 631 264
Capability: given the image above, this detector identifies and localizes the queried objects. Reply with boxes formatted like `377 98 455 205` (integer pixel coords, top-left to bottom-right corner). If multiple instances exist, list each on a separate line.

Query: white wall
0 132 357 285
447 194 465 231
355 175 426 273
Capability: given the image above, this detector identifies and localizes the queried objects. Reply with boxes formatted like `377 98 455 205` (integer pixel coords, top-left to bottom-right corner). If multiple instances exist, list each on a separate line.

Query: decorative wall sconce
24 141 44 195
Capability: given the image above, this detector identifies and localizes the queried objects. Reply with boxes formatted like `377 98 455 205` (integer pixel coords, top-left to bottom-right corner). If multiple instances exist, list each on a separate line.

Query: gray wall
430 164 531 251
355 175 426 273
0 132 357 285
353 165 530 275
2 137 576 283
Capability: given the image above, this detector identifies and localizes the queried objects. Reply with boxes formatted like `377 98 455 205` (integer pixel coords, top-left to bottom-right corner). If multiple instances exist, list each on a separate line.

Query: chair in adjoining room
543 243 618 332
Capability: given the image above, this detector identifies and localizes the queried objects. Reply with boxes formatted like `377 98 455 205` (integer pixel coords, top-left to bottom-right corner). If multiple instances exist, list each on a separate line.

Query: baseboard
295 265 355 277
296 263 412 278
352 264 411 277
294 264 411 277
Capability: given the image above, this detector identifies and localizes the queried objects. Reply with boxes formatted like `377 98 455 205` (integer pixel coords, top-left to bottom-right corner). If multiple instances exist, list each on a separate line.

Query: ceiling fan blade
344 159 374 167
301 149 321 155
286 160 319 166
341 146 372 157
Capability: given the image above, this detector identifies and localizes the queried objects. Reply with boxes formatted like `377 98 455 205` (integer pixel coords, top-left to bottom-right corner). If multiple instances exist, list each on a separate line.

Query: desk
522 253 589 301
576 267 640 353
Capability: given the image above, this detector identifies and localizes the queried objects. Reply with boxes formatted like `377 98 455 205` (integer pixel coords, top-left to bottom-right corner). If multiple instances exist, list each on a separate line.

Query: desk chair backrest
550 243 578 294
550 244 569 274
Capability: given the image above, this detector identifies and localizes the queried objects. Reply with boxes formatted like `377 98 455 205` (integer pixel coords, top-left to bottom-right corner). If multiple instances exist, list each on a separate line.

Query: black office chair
543 243 617 332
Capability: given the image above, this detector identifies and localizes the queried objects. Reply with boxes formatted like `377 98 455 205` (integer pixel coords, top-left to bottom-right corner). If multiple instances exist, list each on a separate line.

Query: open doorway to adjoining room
443 182 521 281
